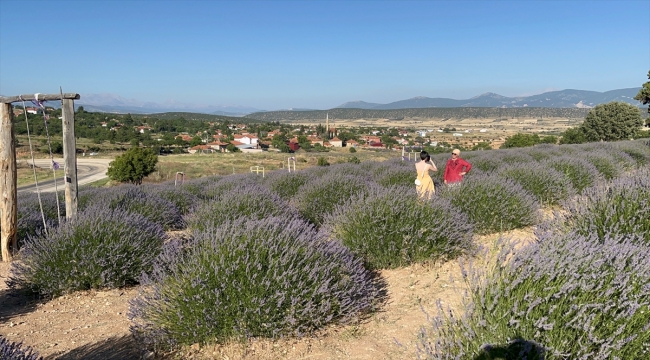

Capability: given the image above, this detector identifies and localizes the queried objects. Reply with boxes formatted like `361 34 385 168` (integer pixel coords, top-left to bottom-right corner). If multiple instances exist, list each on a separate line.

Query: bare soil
0 229 536 360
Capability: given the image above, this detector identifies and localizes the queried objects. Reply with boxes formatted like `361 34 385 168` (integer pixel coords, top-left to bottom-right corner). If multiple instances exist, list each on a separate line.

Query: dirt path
0 229 535 360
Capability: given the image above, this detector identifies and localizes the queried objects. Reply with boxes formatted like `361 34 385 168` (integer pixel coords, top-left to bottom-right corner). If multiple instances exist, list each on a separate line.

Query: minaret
326 113 329 134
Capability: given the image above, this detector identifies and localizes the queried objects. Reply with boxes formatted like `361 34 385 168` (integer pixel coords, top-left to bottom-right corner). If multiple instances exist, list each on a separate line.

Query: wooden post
0 103 17 262
62 99 78 219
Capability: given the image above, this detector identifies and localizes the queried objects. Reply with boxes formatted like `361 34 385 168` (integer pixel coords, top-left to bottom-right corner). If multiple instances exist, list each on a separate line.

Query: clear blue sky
1 0 649 110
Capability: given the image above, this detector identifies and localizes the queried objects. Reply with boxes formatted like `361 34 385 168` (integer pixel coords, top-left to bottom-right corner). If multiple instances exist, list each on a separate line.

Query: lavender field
4 139 650 359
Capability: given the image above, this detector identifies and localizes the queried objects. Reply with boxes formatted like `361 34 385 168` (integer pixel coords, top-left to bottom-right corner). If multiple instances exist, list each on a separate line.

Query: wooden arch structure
0 93 80 262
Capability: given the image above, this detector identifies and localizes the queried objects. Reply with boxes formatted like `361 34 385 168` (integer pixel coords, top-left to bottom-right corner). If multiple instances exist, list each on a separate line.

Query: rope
32 94 62 225
19 96 49 236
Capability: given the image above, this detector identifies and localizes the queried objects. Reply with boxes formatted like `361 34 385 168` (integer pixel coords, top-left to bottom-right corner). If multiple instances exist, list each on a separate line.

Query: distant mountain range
15 87 640 116
336 88 644 110
73 93 262 116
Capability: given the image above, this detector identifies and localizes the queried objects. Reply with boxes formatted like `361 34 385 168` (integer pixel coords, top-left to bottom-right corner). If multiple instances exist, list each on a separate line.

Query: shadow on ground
0 287 42 322
46 335 145 360
473 337 546 360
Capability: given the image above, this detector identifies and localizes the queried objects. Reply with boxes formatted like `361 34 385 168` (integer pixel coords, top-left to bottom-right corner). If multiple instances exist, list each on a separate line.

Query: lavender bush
178 176 221 199
417 232 650 359
440 174 539 234
375 165 419 187
323 185 474 270
499 152 535 166
545 156 602 193
80 185 184 230
9 206 166 297
613 140 650 166
0 336 41 360
497 163 575 206
293 173 370 226
262 170 315 199
184 183 298 231
522 144 561 161
141 184 200 215
201 173 262 199
17 191 64 223
551 169 650 242
327 162 371 178
129 217 381 349
467 155 503 174
581 151 621 181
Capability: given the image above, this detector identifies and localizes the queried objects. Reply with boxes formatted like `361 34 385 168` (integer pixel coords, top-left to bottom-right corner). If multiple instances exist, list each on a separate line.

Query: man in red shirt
443 149 472 185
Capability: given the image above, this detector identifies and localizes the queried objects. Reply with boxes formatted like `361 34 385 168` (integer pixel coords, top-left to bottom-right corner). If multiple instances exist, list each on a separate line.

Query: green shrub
349 147 357 153
107 147 158 185
317 157 330 166
324 185 474 270
348 156 361 164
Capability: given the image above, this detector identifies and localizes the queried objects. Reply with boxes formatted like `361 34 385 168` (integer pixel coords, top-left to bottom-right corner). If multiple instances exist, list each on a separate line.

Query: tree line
245 107 596 122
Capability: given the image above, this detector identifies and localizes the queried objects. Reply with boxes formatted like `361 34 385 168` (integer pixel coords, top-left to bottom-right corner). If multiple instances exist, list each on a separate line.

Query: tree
501 133 540 148
277 143 291 153
225 144 241 153
581 101 643 142
107 147 158 185
634 71 650 113
189 136 203 147
471 142 492 151
539 135 558 144
634 70 650 126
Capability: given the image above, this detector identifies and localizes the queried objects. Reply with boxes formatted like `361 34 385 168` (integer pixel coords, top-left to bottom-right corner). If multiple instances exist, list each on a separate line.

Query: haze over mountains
336 88 643 110
52 87 644 115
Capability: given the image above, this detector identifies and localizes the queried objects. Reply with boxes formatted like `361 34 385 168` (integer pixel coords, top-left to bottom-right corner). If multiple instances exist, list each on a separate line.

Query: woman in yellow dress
415 151 438 199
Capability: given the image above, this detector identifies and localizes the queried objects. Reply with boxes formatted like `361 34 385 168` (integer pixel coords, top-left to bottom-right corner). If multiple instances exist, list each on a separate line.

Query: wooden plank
62 99 78 219
0 93 80 104
0 103 17 262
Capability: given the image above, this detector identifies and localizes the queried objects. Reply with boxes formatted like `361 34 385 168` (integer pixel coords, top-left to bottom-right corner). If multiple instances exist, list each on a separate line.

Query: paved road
17 158 112 194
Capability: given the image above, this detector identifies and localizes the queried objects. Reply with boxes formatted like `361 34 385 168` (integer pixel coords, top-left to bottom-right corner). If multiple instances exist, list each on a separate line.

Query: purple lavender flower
0 336 41 360
129 216 381 348
323 184 474 269
9 206 166 297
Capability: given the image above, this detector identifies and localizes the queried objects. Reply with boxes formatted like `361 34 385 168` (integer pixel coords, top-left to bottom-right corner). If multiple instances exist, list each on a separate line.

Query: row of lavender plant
416 143 650 359
546 168 650 244
418 231 650 359
9 140 649 350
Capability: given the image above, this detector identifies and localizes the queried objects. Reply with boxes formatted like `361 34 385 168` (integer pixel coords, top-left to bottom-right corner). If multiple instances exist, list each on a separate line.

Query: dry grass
147 147 401 183
16 160 64 186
